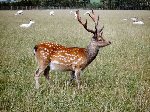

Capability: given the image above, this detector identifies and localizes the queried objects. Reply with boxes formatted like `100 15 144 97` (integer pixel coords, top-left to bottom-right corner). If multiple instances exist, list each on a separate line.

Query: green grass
0 10 150 112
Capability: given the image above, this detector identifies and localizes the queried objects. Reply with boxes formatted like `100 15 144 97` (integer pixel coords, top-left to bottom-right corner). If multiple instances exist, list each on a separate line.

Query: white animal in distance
49 11 54 16
20 20 35 28
70 10 73 14
15 10 23 15
74 12 77 19
133 20 144 25
123 18 127 21
69 10 78 19
131 17 138 21
131 17 144 25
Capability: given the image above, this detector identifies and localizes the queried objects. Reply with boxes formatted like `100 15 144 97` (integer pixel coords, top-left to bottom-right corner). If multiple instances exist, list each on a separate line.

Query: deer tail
33 45 38 55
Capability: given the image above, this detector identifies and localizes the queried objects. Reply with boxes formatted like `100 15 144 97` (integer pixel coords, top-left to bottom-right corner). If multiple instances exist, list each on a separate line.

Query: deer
15 10 23 15
20 20 35 28
33 10 111 89
49 10 54 16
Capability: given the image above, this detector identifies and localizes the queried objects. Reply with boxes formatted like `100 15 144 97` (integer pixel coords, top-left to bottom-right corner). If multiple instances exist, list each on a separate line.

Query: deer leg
70 71 75 82
43 65 51 86
35 68 43 89
34 64 48 89
68 71 75 85
75 69 81 89
43 65 50 80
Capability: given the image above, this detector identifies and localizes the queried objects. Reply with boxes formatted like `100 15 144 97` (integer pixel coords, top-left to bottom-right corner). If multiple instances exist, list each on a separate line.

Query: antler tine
88 9 96 22
76 10 95 34
76 10 85 26
99 25 104 33
95 15 104 33
97 15 99 26
88 10 101 32
95 15 100 30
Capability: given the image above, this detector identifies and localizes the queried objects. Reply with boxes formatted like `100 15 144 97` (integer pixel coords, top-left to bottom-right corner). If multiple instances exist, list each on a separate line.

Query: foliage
0 0 150 9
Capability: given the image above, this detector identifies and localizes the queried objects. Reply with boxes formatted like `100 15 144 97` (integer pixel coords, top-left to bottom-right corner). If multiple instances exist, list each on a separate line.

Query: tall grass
0 10 150 112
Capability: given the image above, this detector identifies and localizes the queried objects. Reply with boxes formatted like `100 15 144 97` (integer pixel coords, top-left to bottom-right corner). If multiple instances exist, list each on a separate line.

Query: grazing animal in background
33 10 111 89
20 20 35 28
15 10 23 15
130 17 144 25
74 12 77 19
133 20 144 25
50 11 54 16
69 10 77 19
123 18 127 21
131 17 138 21
70 10 73 14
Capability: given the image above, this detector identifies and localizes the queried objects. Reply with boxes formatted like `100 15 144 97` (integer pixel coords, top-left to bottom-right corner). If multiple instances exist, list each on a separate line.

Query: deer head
76 10 111 48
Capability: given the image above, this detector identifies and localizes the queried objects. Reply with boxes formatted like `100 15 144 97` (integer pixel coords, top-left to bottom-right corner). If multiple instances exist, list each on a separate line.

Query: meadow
0 10 150 112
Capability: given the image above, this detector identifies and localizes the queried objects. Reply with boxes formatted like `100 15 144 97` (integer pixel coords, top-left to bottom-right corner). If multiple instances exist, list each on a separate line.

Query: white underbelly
50 61 71 71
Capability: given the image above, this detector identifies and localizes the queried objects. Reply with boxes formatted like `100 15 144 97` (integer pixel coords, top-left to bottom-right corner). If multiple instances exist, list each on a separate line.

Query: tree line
0 0 150 10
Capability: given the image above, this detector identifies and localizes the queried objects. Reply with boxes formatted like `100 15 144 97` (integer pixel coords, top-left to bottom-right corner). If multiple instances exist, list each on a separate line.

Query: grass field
0 10 150 112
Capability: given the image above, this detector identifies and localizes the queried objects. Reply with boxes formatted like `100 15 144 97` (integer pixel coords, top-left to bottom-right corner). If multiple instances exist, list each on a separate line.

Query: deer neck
86 40 100 65
28 22 33 26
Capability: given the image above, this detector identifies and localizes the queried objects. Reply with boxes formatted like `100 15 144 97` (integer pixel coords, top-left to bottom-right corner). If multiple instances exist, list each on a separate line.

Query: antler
88 10 99 30
96 15 104 33
99 25 104 33
76 10 95 34
76 10 104 34
88 10 96 22
90 10 105 33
